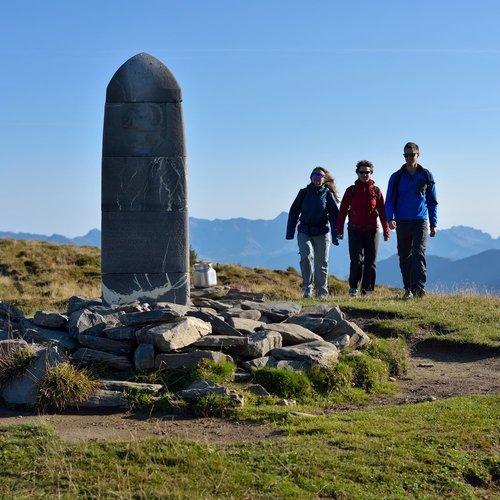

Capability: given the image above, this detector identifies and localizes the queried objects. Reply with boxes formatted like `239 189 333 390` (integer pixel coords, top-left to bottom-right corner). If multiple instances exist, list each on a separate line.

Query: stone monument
101 53 189 305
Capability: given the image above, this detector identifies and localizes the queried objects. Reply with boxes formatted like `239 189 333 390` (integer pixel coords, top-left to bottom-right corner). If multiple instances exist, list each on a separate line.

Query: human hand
337 234 343 240
389 220 397 230
285 235 294 240
430 227 437 237
332 238 339 246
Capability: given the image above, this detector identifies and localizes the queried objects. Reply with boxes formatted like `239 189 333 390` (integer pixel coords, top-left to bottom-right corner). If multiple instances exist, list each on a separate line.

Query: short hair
404 142 419 152
355 160 374 172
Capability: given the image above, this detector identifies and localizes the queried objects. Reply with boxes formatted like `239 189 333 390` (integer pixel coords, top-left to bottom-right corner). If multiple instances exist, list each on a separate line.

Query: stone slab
271 340 339 367
72 348 132 371
80 389 129 409
134 344 155 370
100 379 163 394
122 308 182 327
240 301 301 322
101 211 188 274
102 272 189 306
102 102 185 157
154 350 233 370
20 320 78 351
102 157 187 212
260 323 323 346
78 334 132 356
227 317 264 335
33 311 68 329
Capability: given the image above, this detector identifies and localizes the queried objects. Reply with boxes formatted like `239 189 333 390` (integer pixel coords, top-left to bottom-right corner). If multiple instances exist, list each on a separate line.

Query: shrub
344 353 389 393
194 393 238 418
307 361 353 394
253 367 312 400
366 338 409 377
125 387 155 409
0 344 36 386
75 255 100 267
37 363 99 410
190 359 236 385
155 392 188 413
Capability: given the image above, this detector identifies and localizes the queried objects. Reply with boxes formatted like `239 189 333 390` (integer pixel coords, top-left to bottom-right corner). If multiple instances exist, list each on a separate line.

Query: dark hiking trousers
396 220 428 294
348 226 380 293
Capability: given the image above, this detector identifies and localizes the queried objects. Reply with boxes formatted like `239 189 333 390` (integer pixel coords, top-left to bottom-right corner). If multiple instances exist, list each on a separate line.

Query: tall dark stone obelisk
101 53 189 305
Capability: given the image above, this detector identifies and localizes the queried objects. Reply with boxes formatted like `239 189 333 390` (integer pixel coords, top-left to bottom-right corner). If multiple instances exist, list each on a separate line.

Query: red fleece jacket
336 179 390 239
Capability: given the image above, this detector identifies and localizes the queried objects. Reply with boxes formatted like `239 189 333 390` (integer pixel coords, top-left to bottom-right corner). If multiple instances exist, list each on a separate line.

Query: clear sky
1 0 499 237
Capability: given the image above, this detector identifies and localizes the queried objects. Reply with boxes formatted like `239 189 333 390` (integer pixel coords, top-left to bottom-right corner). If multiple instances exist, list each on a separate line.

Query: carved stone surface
102 53 189 306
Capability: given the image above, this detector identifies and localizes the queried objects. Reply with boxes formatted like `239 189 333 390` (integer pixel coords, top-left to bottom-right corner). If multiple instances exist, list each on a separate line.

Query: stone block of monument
101 53 189 306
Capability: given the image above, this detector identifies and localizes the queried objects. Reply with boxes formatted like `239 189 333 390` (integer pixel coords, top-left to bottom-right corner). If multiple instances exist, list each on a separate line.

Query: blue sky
1 0 499 237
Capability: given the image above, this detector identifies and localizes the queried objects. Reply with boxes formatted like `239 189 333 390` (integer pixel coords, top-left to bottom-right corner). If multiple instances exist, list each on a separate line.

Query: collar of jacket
399 163 424 174
308 182 327 193
354 178 375 188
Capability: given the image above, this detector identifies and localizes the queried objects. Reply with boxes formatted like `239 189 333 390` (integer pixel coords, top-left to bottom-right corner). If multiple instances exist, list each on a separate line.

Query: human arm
335 187 351 239
286 189 305 240
326 191 339 245
376 188 391 240
385 173 397 229
426 172 438 233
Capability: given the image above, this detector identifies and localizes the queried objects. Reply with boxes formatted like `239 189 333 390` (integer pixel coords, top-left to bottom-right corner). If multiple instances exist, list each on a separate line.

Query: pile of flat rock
0 288 370 408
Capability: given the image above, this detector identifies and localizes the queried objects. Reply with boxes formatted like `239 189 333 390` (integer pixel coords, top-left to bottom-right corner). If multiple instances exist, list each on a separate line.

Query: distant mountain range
2 214 499 293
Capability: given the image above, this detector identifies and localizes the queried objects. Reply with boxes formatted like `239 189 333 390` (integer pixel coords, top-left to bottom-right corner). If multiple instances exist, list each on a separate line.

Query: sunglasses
311 172 325 178
404 153 418 158
357 170 372 175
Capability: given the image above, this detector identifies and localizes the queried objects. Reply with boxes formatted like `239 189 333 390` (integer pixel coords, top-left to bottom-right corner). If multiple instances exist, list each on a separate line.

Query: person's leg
396 222 413 293
312 233 330 297
361 230 379 293
297 232 314 297
348 227 363 293
410 221 428 296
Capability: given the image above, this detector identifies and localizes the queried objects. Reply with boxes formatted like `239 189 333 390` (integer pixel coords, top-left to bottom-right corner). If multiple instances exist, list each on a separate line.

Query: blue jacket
286 183 339 240
385 165 438 227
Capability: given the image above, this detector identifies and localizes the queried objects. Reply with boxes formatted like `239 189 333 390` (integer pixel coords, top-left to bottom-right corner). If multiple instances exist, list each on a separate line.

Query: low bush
194 393 239 418
366 338 409 377
155 392 188 413
125 387 155 409
37 363 99 410
190 359 236 385
0 344 36 386
344 353 389 393
253 367 313 400
307 361 353 394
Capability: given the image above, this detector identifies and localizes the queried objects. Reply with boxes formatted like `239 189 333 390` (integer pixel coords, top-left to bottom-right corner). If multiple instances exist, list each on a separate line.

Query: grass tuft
365 338 409 376
37 363 99 410
0 344 36 386
253 367 313 400
307 361 353 394
343 353 389 393
194 393 239 418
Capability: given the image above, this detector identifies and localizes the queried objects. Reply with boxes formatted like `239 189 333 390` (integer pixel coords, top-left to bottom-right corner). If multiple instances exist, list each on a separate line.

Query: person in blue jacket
385 142 438 298
286 166 340 298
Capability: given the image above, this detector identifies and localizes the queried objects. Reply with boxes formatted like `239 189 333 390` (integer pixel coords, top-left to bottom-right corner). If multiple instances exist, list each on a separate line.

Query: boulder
100 379 162 394
243 356 309 371
322 319 371 348
227 317 264 335
150 302 192 316
240 301 301 322
193 335 246 350
79 389 129 409
134 344 155 370
136 317 212 352
223 308 262 321
259 323 322 346
67 296 102 316
247 384 270 396
20 320 78 351
0 302 24 323
330 334 351 350
244 330 282 358
102 326 137 341
177 380 243 405
122 308 181 327
324 305 345 323
285 315 325 332
33 311 68 329
155 350 233 370
189 286 230 300
72 348 132 371
190 311 243 337
1 345 63 405
68 309 106 339
78 334 132 356
271 340 339 367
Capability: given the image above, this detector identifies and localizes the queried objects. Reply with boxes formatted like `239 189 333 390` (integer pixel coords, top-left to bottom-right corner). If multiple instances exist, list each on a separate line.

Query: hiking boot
361 289 373 297
402 290 413 300
303 291 313 299
412 288 426 298
349 288 358 297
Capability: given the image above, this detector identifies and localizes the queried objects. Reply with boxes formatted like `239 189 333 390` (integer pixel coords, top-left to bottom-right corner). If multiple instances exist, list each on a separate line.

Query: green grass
0 396 498 498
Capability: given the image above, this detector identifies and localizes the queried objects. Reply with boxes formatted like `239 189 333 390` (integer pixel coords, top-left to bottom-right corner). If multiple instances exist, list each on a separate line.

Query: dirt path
1 343 498 442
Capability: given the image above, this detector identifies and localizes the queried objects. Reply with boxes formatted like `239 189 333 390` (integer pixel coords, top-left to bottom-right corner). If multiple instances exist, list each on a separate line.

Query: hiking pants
348 226 380 292
297 231 330 296
396 220 428 293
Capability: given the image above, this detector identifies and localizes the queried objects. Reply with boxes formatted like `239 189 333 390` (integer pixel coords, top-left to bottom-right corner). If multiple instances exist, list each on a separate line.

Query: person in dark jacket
336 160 390 297
286 167 340 298
385 142 438 298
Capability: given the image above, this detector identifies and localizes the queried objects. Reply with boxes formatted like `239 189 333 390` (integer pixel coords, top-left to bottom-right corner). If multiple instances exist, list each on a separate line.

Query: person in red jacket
336 160 390 296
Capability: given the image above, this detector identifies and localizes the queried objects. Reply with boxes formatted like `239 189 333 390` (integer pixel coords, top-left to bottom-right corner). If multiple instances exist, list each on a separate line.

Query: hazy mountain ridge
1 215 499 293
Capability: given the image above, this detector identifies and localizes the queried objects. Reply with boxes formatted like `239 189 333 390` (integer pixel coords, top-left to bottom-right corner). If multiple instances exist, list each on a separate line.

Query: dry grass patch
0 344 36 387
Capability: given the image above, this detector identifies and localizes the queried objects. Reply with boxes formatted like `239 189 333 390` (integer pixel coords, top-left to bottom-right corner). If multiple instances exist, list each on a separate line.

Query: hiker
385 142 438 298
286 167 340 298
336 160 390 297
